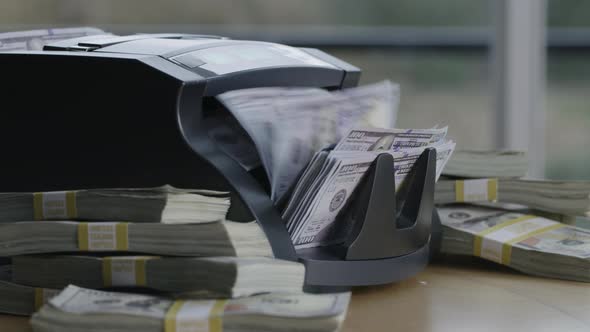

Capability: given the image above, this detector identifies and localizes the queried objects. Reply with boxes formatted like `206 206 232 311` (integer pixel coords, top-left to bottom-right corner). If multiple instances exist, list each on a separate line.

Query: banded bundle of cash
32 285 351 332
0 220 271 257
13 255 304 298
218 81 400 201
0 182 300 318
0 27 106 52
0 265 59 316
442 150 528 178
285 127 455 249
438 204 590 282
435 178 590 217
0 185 231 224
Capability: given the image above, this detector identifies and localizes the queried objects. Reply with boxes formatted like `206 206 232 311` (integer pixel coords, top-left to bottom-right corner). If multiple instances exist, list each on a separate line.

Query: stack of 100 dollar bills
434 150 590 282
0 185 311 316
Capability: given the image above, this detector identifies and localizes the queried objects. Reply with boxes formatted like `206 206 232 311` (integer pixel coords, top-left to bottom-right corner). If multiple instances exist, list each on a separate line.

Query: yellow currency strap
488 179 498 201
33 193 43 221
473 215 536 257
33 191 77 220
455 180 465 202
135 258 148 286
501 223 565 265
209 300 227 332
165 301 184 332
66 191 77 218
77 223 89 250
115 223 129 250
164 300 228 332
455 179 498 202
77 223 129 251
102 257 150 287
33 288 44 310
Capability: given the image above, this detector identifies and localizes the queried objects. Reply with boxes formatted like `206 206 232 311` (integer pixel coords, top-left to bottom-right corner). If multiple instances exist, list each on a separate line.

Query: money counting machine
0 33 438 291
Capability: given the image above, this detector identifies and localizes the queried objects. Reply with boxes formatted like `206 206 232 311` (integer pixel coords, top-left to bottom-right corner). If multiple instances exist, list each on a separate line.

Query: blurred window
0 0 495 152
546 0 590 180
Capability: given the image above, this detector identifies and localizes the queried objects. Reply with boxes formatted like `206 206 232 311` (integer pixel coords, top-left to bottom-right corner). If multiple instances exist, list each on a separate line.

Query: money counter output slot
284 149 436 291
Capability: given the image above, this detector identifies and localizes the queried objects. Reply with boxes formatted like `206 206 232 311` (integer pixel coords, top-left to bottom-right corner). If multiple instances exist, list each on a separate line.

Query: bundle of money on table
0 184 354 331
435 150 590 217
0 185 304 310
32 285 350 332
437 204 590 282
434 150 590 282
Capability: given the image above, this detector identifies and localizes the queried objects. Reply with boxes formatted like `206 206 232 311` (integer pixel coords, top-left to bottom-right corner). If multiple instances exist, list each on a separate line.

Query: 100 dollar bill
334 127 448 152
291 140 455 248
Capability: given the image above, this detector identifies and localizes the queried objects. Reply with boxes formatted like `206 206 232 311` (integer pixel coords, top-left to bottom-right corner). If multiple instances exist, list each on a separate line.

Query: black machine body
0 33 435 290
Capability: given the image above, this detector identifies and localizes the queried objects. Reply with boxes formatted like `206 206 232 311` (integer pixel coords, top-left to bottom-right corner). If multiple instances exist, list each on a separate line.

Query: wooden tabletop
343 257 590 332
2 257 589 332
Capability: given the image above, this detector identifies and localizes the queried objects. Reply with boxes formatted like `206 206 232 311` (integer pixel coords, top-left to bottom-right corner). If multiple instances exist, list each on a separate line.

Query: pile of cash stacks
435 151 590 282
0 184 356 332
0 28 461 332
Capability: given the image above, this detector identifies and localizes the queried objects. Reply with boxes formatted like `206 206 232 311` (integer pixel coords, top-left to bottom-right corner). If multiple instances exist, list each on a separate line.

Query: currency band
78 223 129 251
473 215 565 265
164 299 227 332
34 288 60 310
455 178 498 203
102 256 153 287
33 191 77 220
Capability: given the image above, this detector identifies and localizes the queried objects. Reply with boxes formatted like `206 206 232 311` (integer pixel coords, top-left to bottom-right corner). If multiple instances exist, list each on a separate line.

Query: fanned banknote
217 87 331 179
218 81 400 201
